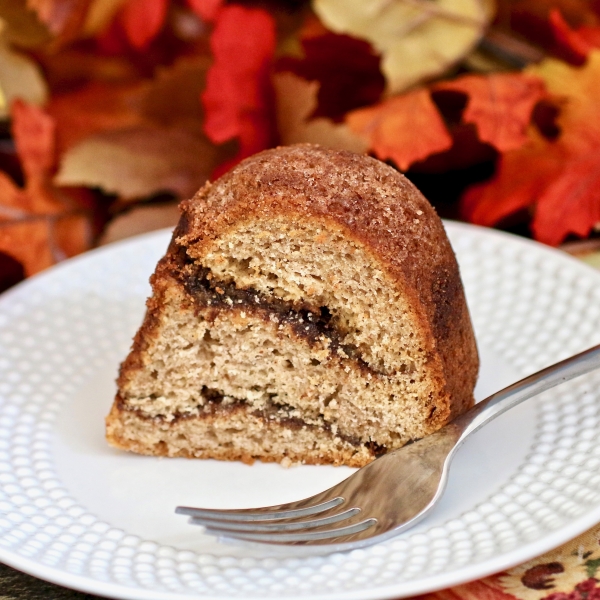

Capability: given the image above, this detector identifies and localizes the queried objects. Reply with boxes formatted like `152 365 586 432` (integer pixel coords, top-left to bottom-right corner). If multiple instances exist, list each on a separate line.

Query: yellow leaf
0 33 47 119
526 50 600 156
313 0 495 94
274 71 369 153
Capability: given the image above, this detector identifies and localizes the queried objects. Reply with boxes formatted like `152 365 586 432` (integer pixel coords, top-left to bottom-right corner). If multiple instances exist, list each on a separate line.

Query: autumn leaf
81 0 129 36
187 0 223 22
0 33 48 119
46 56 211 153
462 51 600 246
118 0 168 49
25 0 92 44
346 88 452 170
435 72 547 152
48 57 228 200
548 8 600 64
461 131 563 226
534 51 600 155
495 0 600 64
0 100 91 276
277 33 385 122
0 0 53 47
313 0 495 94
274 72 368 153
532 154 600 244
10 98 57 210
47 81 149 153
55 125 221 200
202 4 277 174
99 201 180 245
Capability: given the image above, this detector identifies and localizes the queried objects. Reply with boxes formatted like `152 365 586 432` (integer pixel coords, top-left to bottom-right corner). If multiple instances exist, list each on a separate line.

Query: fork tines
175 499 377 543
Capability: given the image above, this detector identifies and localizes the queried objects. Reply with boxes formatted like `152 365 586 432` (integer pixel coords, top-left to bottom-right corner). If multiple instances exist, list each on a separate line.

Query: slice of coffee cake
106 144 479 467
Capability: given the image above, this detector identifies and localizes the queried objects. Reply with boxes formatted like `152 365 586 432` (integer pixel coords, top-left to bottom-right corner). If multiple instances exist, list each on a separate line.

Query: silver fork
176 342 600 551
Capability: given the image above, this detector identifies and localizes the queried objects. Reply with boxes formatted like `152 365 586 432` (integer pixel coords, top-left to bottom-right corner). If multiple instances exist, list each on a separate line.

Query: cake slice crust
107 145 479 467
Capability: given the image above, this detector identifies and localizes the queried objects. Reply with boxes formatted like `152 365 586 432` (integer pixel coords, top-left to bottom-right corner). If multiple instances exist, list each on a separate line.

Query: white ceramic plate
1 222 600 600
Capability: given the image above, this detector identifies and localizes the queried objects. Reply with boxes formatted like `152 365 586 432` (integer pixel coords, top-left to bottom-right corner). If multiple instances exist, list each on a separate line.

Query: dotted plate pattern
1 223 600 600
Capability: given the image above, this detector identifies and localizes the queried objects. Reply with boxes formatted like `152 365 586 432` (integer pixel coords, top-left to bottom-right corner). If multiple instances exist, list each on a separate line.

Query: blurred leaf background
1 0 600 292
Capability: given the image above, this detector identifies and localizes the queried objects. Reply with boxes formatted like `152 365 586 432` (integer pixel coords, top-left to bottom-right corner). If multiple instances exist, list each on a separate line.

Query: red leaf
202 5 277 172
277 34 385 122
461 135 563 226
187 0 223 22
548 8 597 62
119 0 168 50
436 73 547 152
532 154 600 245
346 89 452 171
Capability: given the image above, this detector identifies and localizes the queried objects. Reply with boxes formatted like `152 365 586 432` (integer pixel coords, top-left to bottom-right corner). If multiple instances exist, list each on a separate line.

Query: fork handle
453 342 600 445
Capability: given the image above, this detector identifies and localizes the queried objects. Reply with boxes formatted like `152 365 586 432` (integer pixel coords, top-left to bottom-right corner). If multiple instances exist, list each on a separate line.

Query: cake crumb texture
106 144 479 467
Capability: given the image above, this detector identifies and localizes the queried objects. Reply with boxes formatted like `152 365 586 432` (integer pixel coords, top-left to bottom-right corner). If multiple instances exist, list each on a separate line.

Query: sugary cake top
177 144 455 288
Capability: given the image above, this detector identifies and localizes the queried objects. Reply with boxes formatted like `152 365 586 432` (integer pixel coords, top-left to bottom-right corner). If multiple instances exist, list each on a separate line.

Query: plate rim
1 221 600 600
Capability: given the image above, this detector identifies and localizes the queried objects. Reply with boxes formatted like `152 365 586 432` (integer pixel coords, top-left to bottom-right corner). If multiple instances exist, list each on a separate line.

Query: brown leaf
55 125 221 200
274 72 369 153
346 88 452 170
47 55 211 151
98 201 179 245
276 33 385 122
0 0 52 47
137 56 210 128
47 57 226 200
313 0 496 93
26 0 91 43
39 49 138 90
47 82 149 152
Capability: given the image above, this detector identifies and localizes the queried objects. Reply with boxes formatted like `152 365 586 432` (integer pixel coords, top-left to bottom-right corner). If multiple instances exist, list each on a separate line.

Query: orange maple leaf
345 88 452 171
0 100 91 276
435 73 547 152
462 51 600 246
202 5 277 175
